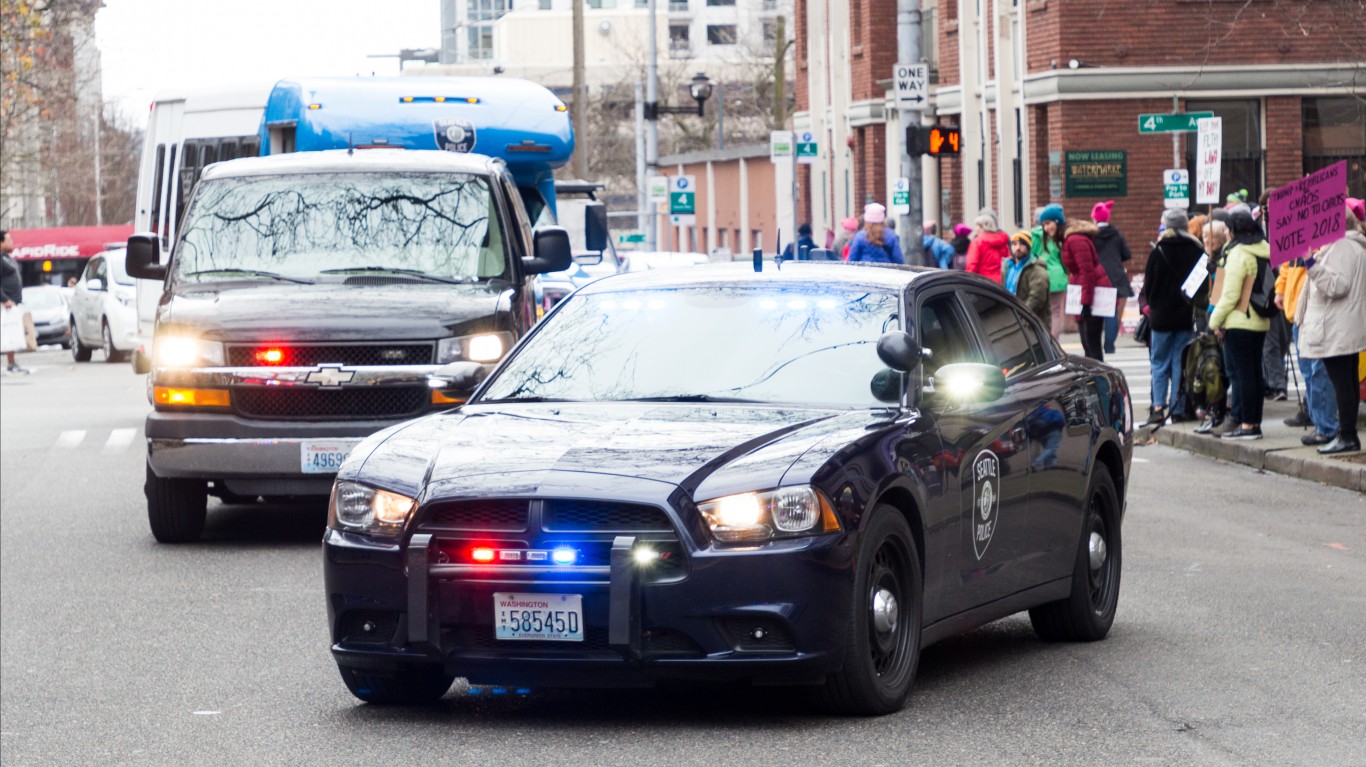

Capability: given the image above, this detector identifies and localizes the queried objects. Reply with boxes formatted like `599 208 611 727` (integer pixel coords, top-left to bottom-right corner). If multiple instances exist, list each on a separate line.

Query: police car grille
226 343 434 367
232 386 428 420
446 625 614 653
542 500 674 532
424 500 529 532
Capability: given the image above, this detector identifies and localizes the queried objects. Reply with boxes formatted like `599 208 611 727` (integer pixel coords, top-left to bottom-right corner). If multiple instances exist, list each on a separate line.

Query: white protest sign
1195 117 1222 205
1181 254 1209 299
1065 285 1117 317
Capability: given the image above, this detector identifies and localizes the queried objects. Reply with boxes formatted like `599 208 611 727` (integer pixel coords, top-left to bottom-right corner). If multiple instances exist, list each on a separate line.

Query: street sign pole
895 0 926 265
1171 96 1180 172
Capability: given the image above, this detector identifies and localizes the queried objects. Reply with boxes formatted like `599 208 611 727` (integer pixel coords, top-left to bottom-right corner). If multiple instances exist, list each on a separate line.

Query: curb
1151 425 1366 493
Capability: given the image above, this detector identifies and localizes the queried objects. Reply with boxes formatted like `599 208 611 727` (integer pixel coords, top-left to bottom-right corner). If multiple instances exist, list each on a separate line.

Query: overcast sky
95 0 441 124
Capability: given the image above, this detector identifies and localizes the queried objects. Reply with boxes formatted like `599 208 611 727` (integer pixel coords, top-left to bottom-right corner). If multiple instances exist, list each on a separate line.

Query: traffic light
906 125 962 157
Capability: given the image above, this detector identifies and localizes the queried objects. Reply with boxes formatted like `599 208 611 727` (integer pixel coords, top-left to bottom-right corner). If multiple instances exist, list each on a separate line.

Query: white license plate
494 592 584 642
300 440 357 474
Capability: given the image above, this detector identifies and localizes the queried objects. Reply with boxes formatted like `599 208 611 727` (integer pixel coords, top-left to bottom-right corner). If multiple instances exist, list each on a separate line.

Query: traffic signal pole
898 0 925 265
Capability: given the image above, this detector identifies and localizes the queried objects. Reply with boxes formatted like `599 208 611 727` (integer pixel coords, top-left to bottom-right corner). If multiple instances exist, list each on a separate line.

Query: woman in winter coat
1295 200 1366 455
1091 200 1135 353
1208 207 1271 441
1140 208 1207 425
1030 204 1069 338
846 202 905 264
1062 218 1111 360
950 223 972 270
965 211 1010 283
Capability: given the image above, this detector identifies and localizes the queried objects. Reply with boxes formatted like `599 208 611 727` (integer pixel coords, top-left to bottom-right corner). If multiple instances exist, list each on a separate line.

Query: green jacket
1209 240 1271 332
1031 226 1068 292
1013 259 1052 333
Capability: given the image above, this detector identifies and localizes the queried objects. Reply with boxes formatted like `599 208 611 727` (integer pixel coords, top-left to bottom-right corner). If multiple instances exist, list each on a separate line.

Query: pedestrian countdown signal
906 125 961 157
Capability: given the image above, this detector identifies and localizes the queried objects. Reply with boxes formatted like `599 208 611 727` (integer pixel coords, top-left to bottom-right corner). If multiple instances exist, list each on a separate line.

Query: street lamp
646 71 713 119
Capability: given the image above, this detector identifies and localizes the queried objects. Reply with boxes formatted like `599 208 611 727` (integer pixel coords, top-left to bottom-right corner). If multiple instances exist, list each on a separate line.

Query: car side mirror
932 362 1007 404
125 233 167 280
876 331 922 372
572 252 603 266
524 227 573 275
584 202 609 253
427 361 488 403
87 278 105 292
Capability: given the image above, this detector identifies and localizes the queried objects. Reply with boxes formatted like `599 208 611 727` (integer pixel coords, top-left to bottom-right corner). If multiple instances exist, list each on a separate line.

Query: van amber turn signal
153 387 231 407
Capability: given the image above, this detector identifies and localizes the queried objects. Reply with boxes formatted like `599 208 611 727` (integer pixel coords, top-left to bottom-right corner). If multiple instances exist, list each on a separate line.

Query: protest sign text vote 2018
1267 161 1347 268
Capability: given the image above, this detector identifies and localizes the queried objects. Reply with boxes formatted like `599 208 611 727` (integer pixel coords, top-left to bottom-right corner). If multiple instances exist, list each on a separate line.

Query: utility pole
645 0 661 252
773 15 787 129
898 0 925 264
635 79 648 238
571 0 588 179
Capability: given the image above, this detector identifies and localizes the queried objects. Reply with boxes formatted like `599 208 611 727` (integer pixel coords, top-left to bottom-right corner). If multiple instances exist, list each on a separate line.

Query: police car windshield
479 287 901 408
173 172 506 284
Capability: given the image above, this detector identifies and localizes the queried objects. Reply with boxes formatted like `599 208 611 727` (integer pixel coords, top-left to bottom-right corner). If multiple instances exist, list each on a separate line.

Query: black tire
145 461 208 543
816 505 923 715
1029 465 1122 642
102 320 127 363
71 317 92 362
339 664 455 705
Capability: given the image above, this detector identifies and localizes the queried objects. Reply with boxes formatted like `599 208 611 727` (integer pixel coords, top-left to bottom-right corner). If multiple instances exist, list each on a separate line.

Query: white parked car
620 251 711 272
69 247 139 363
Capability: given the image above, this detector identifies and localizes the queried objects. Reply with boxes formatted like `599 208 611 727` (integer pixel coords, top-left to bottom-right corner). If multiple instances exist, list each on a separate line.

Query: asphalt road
2 348 1363 766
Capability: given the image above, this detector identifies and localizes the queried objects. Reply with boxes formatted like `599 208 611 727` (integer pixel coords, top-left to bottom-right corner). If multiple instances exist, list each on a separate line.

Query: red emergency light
254 348 286 365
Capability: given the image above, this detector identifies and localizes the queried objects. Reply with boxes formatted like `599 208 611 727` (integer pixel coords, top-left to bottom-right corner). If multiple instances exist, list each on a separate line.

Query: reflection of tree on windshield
175 173 501 283
481 288 900 408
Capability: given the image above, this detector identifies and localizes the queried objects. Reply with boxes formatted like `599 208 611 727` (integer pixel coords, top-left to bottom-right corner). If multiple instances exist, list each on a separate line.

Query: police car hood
158 282 507 341
346 403 892 502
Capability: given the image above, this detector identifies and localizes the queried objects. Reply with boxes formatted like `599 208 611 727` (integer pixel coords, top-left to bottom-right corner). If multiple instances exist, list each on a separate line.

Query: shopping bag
22 309 37 351
0 306 24 353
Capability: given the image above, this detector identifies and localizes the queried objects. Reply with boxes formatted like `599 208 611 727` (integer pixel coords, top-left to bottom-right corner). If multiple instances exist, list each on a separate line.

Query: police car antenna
348 132 354 156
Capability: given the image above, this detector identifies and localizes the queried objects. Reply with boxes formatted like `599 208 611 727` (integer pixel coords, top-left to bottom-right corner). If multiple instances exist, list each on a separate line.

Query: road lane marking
55 430 86 448
104 428 137 451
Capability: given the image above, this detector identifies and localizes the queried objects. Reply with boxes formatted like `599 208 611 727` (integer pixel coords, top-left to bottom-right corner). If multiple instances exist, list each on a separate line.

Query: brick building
793 0 1366 269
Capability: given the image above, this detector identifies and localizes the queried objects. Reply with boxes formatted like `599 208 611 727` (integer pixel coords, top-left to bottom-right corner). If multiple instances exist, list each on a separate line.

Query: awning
9 225 135 260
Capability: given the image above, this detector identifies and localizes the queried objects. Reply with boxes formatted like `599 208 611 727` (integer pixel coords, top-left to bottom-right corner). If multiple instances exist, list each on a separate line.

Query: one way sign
894 62 928 111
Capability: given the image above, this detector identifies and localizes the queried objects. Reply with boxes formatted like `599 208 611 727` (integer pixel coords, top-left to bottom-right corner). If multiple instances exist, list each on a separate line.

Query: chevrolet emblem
305 365 356 387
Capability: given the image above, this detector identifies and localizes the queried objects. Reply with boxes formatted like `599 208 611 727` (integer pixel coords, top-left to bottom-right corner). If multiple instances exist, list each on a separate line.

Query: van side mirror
932 363 1007 403
584 202 609 253
427 361 488 404
125 233 167 280
524 227 573 275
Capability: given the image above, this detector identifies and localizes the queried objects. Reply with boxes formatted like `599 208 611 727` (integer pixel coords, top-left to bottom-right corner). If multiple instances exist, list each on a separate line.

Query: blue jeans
1294 325 1339 436
1149 328 1193 413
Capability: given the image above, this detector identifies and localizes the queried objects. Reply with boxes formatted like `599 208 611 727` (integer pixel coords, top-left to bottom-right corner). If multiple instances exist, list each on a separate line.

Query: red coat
1061 220 1111 306
965 230 1010 283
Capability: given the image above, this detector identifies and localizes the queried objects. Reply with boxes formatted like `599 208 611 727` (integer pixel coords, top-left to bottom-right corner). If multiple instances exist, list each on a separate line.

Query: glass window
240 137 260 157
480 288 902 408
1303 97 1366 201
174 173 506 284
707 25 736 45
706 0 736 5
83 257 103 282
916 294 980 370
1185 99 1262 201
588 0 616 7
966 292 1037 377
150 145 166 236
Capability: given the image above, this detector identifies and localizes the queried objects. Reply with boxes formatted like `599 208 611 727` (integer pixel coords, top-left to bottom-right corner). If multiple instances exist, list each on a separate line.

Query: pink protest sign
1267 161 1348 268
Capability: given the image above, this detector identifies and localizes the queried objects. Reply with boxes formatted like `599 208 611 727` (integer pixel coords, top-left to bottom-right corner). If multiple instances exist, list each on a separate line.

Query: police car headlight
153 336 225 367
698 486 840 544
436 332 513 364
329 481 416 538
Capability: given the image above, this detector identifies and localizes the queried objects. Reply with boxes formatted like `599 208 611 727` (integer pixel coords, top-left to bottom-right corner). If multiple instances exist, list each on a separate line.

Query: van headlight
328 481 416 539
153 336 225 367
436 332 513 364
698 486 841 544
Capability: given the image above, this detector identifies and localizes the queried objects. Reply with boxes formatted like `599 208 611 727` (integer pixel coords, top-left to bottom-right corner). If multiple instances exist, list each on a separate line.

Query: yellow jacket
1274 261 1308 322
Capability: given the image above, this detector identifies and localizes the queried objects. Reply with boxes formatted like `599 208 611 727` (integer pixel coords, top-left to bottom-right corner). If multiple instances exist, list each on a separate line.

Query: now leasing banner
1267 161 1348 269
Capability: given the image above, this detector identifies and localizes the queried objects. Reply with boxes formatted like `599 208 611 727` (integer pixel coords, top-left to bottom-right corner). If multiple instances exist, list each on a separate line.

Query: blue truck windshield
173 172 506 284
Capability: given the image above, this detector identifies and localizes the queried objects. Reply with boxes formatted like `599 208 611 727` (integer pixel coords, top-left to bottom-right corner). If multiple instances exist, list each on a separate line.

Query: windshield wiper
184 268 313 284
319 266 470 284
476 396 574 404
622 394 763 403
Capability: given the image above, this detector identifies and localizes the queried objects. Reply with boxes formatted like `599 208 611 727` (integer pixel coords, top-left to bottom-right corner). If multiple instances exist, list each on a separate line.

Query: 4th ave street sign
1138 112 1215 134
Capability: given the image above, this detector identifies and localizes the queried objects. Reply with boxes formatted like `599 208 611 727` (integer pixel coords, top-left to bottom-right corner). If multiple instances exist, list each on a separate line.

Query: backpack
1181 333 1227 414
1248 257 1279 318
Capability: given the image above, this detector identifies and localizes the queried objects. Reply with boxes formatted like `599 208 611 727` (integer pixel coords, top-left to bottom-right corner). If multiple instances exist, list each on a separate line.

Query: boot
1317 434 1362 455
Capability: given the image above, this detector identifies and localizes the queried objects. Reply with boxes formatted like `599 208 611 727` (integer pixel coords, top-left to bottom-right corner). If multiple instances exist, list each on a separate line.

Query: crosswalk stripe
104 428 137 451
55 430 86 448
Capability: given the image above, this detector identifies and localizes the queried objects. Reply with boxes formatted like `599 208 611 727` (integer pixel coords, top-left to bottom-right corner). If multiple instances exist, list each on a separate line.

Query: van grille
226 343 433 367
233 386 427 420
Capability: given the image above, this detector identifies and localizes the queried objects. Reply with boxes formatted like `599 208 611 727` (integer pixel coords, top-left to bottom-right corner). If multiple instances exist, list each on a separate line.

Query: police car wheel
145 461 208 544
1028 465 1122 642
816 505 922 716
339 664 455 706
70 318 92 362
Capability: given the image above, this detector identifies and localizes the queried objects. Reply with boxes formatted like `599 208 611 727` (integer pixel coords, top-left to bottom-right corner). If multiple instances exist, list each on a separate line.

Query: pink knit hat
863 202 887 224
953 222 972 238
841 216 859 232
1092 200 1115 223
1348 197 1366 223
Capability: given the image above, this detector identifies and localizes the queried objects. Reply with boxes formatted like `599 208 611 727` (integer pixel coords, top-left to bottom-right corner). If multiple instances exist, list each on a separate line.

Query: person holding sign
1208 208 1272 440
1295 200 1366 455
1140 208 1208 426
1062 217 1111 361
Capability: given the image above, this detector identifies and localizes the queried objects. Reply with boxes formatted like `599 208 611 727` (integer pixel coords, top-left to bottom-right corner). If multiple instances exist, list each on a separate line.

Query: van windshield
173 172 506 284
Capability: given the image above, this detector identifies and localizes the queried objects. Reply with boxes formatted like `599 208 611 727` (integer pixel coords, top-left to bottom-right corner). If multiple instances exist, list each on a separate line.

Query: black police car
324 262 1132 715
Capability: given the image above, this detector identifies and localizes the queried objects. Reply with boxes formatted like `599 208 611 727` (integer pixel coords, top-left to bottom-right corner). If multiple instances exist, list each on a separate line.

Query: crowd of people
816 186 1364 455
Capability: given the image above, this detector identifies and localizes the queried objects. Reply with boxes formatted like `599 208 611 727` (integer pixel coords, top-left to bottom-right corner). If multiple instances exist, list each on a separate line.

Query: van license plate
300 441 357 474
494 593 584 642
